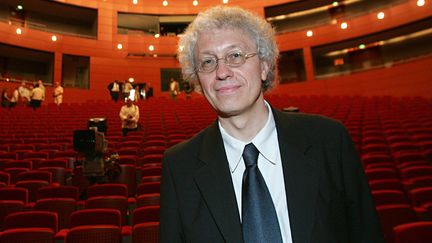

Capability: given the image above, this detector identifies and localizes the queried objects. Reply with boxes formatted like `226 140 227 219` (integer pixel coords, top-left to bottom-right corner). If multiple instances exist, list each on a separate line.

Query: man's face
195 28 269 118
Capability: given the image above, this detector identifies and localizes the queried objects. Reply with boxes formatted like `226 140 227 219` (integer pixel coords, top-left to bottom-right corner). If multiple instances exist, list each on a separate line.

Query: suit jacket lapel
194 121 243 243
273 109 320 243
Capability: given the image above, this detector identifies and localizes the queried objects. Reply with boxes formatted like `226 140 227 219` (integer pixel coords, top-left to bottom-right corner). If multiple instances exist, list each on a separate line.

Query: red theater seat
394 221 432 243
65 225 121 243
0 227 55 243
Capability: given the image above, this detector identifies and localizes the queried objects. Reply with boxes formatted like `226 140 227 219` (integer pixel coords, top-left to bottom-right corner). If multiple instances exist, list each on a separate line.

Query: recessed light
340 22 348 29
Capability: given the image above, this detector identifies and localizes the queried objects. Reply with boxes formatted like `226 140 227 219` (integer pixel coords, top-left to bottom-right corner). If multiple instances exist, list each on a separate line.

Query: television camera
73 118 120 183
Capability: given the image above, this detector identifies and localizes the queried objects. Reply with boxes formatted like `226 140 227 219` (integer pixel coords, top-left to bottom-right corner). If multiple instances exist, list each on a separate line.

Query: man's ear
260 60 270 81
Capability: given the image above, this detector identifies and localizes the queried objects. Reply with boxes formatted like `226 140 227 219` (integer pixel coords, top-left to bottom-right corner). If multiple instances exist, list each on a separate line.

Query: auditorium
0 0 431 242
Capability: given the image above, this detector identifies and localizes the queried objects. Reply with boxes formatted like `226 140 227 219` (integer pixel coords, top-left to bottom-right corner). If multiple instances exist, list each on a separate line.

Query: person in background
146 83 154 98
160 6 384 243
169 77 180 100
18 81 30 104
108 80 120 102
30 83 44 110
9 86 19 109
119 98 140 136
53 81 64 106
1 87 10 108
37 80 46 101
133 85 140 101
122 80 133 101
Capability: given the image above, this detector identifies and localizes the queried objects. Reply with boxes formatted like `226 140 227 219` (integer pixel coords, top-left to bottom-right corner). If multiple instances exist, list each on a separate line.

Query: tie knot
243 143 259 168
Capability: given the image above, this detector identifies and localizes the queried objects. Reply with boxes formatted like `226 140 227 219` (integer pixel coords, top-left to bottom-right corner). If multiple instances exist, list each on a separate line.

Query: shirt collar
219 101 278 173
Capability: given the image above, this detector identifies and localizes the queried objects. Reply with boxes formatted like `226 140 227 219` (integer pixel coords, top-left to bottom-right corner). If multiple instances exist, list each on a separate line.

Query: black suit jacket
160 108 384 243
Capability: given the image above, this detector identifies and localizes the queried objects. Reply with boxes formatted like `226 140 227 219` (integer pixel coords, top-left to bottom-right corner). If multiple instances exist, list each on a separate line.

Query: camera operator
119 98 140 136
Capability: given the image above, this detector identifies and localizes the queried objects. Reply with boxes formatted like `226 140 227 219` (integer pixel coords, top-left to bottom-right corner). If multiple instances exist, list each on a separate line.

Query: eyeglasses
196 50 257 73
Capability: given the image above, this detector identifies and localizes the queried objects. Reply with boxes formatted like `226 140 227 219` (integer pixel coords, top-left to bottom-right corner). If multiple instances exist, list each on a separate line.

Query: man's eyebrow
198 44 245 56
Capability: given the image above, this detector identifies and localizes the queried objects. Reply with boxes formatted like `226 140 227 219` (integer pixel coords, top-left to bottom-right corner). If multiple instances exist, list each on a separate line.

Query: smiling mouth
216 85 240 94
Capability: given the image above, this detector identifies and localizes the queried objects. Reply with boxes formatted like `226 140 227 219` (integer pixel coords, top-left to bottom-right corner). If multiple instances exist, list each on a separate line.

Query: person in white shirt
18 82 30 104
159 6 384 243
122 80 133 101
37 80 46 101
119 98 140 136
53 82 64 106
30 83 44 109
169 78 180 100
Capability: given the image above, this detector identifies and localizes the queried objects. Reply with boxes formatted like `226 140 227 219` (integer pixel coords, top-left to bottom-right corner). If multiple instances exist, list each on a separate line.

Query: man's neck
219 100 269 142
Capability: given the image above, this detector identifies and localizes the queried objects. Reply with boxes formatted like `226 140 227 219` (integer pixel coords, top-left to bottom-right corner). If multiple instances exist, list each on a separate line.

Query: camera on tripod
73 118 108 177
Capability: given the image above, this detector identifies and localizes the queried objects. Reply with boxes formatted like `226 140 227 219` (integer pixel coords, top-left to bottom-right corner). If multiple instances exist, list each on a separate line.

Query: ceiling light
154 33 160 38
306 30 313 37
193 0 198 6
51 35 57 42
117 43 123 50
163 0 168 6
417 0 425 7
377 12 385 20
358 44 366 49
149 45 155 51
16 5 23 10
132 0 138 5
340 22 348 29
129 77 134 82
16 28 22 35
222 0 229 4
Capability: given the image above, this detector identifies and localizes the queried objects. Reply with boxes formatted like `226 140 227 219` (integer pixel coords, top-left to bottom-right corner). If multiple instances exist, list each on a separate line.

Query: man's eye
227 52 244 63
201 59 215 66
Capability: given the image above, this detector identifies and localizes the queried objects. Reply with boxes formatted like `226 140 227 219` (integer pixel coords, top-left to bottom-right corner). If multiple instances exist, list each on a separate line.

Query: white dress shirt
219 101 293 243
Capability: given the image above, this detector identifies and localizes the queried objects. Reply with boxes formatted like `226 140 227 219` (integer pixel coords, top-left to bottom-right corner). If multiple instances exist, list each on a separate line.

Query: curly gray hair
177 5 279 91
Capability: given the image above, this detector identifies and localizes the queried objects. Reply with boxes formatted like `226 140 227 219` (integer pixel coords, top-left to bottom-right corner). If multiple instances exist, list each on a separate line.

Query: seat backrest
133 205 160 225
0 227 55 243
36 159 68 169
408 187 432 207
21 151 49 160
85 196 128 225
376 204 418 243
70 209 121 228
140 167 162 177
372 190 409 206
3 211 58 232
0 187 28 204
65 225 121 243
132 222 159 243
136 193 160 208
136 181 161 196
38 167 66 185
87 183 128 198
15 170 52 184
113 164 137 196
34 198 77 230
0 200 25 229
36 185 79 201
393 221 432 243
400 166 432 181
0 171 10 185
15 180 50 202
369 179 404 191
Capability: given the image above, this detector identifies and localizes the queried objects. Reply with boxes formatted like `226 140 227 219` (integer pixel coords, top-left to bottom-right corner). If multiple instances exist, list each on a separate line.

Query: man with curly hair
160 6 384 243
